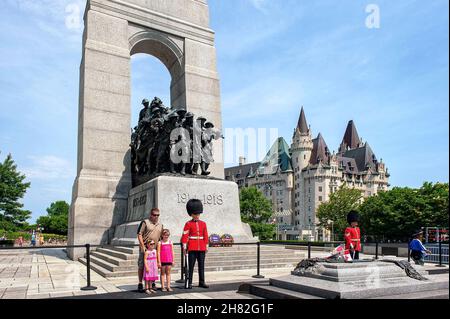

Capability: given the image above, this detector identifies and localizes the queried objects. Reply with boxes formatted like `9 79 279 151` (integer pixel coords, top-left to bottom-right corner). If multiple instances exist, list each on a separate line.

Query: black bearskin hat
347 210 360 224
186 199 203 216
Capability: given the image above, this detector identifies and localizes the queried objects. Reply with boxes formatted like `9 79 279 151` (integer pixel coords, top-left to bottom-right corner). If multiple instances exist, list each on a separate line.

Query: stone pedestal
112 175 256 245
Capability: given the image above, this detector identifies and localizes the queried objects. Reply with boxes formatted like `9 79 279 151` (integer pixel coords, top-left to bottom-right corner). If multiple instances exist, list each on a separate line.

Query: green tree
317 185 363 238
239 187 275 240
0 153 31 230
37 201 69 235
359 182 449 241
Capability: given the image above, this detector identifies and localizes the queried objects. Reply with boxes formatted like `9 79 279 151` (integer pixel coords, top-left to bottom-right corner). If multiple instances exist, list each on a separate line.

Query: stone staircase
79 245 305 278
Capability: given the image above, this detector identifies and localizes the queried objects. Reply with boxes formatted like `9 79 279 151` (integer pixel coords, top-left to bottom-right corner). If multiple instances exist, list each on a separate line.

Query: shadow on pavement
55 280 268 299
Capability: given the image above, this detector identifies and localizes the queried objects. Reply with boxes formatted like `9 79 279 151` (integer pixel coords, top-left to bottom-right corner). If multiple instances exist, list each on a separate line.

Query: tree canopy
316 185 362 239
239 186 275 240
0 153 31 230
359 182 449 241
36 201 69 235
317 182 449 241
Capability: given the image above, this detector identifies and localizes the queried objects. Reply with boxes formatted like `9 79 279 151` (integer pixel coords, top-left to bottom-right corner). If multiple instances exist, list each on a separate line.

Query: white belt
189 236 204 239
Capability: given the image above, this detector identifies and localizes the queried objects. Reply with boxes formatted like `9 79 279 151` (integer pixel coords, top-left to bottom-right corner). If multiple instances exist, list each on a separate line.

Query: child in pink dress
144 240 158 294
157 229 175 292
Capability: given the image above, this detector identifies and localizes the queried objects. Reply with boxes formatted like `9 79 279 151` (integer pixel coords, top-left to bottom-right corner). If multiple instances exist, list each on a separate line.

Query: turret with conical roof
310 133 331 165
291 106 313 172
339 120 362 153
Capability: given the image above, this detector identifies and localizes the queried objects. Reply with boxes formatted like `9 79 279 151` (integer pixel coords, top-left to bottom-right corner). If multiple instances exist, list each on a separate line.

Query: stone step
109 246 139 254
371 288 449 299
89 256 136 272
95 247 303 260
104 245 286 255
88 253 300 272
80 256 297 277
90 251 137 266
95 248 138 260
239 282 325 299
79 258 137 278
270 273 450 299
424 266 449 275
80 244 305 278
91 252 302 265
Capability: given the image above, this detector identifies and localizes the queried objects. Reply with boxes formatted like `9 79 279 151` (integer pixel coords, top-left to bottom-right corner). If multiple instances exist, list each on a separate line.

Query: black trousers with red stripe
188 251 206 286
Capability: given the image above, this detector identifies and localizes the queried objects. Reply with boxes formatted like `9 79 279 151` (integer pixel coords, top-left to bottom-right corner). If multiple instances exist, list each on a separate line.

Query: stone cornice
89 0 216 46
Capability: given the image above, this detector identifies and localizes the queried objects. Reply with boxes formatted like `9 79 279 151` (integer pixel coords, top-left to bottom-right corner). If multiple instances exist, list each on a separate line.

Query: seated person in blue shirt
409 230 432 265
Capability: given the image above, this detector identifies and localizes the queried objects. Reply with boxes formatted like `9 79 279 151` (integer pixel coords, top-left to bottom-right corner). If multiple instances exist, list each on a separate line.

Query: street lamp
272 217 278 240
329 220 334 242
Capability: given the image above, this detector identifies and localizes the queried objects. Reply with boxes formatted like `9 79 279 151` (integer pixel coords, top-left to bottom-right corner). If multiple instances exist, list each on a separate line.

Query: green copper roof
257 137 293 175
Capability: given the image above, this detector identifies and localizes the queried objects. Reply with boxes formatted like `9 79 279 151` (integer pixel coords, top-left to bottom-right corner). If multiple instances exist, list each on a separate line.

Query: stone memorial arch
68 0 225 259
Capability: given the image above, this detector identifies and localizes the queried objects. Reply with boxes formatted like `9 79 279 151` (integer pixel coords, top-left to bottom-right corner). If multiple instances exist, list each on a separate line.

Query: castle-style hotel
225 107 390 241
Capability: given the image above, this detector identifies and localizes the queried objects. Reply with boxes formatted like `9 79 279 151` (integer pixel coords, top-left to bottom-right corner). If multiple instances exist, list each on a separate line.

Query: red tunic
344 227 361 251
181 219 208 252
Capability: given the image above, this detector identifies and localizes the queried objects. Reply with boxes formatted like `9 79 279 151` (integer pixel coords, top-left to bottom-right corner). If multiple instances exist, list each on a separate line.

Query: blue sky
0 0 448 223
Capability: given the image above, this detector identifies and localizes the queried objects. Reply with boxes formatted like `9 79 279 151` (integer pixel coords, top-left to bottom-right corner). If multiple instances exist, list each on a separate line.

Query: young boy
344 211 361 260
181 199 209 289
409 230 432 266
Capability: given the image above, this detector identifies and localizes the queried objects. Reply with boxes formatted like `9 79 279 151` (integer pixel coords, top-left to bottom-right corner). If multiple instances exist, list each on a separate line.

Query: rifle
184 247 190 289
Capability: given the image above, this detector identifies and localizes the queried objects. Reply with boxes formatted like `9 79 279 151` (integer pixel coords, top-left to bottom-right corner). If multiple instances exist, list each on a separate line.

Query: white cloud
23 155 75 180
249 0 268 14
6 0 85 34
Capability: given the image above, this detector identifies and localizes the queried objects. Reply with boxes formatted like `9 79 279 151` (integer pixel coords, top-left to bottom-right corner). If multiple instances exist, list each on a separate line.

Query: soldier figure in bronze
130 97 221 186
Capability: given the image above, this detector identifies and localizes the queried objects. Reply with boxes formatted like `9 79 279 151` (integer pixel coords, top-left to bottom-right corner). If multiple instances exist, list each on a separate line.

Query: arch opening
130 53 171 128
129 31 186 111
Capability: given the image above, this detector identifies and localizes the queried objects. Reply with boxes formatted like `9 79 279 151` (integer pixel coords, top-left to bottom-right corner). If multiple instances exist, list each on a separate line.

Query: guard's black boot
199 283 209 288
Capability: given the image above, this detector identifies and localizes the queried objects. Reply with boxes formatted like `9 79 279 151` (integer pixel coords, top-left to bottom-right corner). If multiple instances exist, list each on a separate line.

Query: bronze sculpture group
130 97 222 184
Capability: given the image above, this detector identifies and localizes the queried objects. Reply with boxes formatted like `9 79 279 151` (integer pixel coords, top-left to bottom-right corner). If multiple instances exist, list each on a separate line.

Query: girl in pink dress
144 240 158 294
157 229 175 292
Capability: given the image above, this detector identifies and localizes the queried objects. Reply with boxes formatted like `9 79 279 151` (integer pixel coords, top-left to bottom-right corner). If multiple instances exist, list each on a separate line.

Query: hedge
0 230 67 241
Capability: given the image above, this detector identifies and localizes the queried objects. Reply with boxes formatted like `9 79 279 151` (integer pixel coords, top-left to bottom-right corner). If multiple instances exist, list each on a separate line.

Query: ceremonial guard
344 211 361 260
181 199 209 289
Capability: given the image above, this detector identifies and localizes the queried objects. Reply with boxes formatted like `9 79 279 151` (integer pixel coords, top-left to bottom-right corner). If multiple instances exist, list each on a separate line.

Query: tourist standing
137 208 163 292
157 229 175 292
143 240 159 294
31 231 36 247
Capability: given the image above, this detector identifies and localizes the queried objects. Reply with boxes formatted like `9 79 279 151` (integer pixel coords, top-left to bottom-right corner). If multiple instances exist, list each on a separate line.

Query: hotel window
318 186 322 192
318 196 323 202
